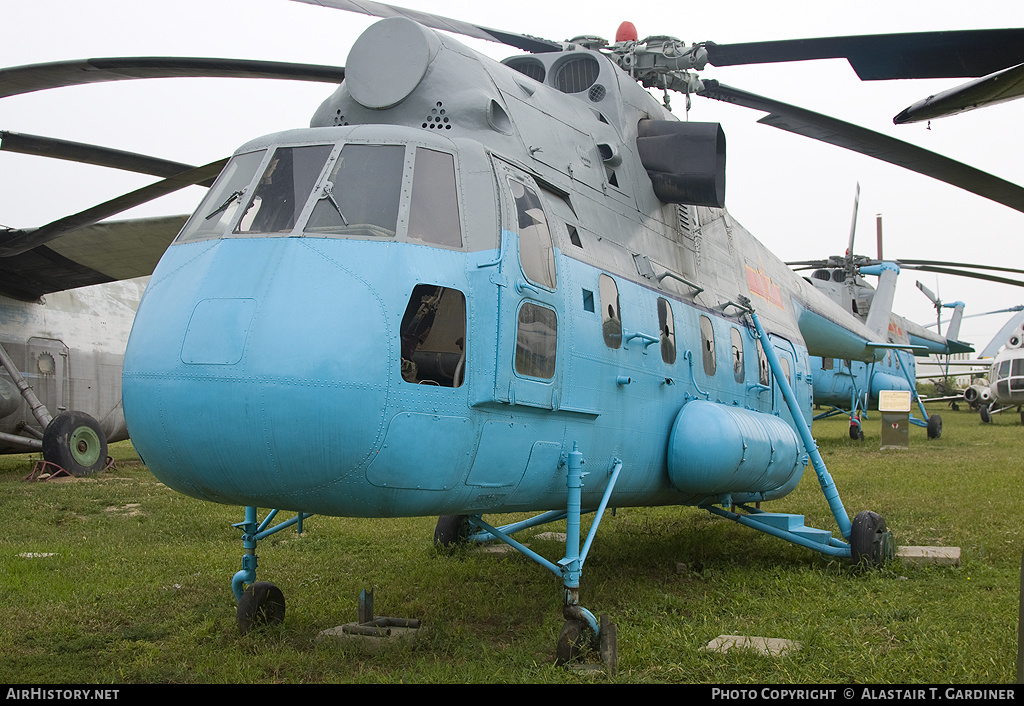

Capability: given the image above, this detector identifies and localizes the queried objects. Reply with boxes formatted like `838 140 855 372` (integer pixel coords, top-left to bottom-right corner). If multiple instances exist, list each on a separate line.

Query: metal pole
0 341 53 428
745 304 853 540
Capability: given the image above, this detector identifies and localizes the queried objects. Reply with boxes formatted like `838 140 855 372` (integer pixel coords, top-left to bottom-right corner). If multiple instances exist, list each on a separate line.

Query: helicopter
786 198 1000 441
960 308 1024 424
5 0 1024 667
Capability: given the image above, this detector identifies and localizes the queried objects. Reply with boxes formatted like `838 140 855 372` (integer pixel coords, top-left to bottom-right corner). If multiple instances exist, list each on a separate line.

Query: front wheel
42 411 108 476
237 581 286 634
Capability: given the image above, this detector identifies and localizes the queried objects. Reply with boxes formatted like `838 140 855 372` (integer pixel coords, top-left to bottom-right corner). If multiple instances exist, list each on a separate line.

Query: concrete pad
703 634 800 656
535 532 567 542
473 543 519 555
317 623 421 648
897 546 961 566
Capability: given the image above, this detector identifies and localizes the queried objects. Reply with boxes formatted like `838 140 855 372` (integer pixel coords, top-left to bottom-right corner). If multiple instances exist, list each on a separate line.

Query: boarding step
742 512 833 546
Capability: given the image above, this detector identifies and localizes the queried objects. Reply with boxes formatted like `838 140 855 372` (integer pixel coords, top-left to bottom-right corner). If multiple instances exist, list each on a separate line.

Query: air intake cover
637 120 726 207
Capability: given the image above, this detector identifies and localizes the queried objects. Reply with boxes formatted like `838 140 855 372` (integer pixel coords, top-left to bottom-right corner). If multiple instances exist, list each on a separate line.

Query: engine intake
637 119 726 207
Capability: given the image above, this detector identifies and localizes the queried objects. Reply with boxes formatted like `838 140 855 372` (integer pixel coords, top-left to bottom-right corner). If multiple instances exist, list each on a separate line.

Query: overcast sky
2 0 1023 351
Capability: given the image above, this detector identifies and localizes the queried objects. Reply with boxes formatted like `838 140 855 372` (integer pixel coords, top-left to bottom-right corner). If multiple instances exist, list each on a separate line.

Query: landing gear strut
433 445 621 672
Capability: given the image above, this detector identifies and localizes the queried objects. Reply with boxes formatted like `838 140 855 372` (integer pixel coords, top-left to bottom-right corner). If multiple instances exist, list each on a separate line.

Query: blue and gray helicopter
5 0 1024 667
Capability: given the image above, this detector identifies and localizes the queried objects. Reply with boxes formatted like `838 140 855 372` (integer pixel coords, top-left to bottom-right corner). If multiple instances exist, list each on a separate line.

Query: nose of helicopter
123 237 390 511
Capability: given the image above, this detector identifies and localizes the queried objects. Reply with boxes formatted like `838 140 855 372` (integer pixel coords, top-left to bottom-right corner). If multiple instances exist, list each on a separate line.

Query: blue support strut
744 304 853 541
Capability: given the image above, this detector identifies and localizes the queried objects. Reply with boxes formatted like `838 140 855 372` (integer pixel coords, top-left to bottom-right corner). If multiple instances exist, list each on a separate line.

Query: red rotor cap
616 21 638 42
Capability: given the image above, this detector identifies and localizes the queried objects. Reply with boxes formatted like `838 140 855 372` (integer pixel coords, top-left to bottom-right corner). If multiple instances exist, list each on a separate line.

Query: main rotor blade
901 264 1024 288
698 80 1024 214
0 131 204 180
291 0 563 53
0 57 346 99
894 63 1024 124
704 29 1024 80
892 259 1024 276
0 158 227 257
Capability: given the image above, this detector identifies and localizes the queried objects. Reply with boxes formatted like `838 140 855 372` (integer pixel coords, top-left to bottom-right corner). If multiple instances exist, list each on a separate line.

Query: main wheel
927 414 943 439
237 581 285 634
433 515 471 548
980 405 992 423
850 511 895 567
41 411 108 476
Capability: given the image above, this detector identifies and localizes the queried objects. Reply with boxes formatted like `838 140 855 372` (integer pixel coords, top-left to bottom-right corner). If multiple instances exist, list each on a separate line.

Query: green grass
0 404 1020 683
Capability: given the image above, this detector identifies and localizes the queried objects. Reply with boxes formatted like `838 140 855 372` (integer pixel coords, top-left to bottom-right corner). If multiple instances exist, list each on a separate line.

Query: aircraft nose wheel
850 511 895 567
555 614 618 673
237 581 286 634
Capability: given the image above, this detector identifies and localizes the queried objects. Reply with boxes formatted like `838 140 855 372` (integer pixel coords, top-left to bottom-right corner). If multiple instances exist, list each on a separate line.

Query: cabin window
780 355 791 386
700 315 716 376
756 339 771 386
599 274 621 349
821 357 834 371
306 143 404 237
509 179 556 289
236 144 333 234
515 302 557 379
731 328 744 383
399 284 466 387
658 298 676 364
408 148 462 248
1012 358 1024 392
176 149 267 242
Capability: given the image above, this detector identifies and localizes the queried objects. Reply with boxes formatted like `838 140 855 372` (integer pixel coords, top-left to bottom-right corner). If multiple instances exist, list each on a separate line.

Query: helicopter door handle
515 280 540 295
623 330 659 351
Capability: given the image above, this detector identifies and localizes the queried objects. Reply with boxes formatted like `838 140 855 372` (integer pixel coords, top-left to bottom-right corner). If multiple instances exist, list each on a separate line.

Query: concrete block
897 546 961 566
703 634 800 656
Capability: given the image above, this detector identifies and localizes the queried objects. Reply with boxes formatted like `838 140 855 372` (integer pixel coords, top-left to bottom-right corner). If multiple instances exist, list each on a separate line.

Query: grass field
0 404 1020 684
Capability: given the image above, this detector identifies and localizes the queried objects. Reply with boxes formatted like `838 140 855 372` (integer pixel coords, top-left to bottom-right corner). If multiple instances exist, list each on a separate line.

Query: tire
850 510 895 568
980 405 992 423
237 581 285 634
41 411 108 477
556 619 587 666
433 515 470 548
927 414 942 440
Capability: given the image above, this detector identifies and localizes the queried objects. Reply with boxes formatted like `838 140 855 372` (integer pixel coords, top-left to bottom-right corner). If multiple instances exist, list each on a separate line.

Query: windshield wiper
205 189 244 220
319 181 348 226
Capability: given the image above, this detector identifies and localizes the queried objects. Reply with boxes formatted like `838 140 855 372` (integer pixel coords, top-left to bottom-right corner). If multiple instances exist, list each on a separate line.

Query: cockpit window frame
172 138 468 251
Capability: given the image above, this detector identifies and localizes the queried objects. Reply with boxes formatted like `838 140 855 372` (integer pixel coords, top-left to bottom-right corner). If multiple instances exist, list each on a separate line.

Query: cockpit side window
305 144 405 238
400 284 466 388
236 144 333 235
175 149 266 243
409 148 462 248
509 179 556 290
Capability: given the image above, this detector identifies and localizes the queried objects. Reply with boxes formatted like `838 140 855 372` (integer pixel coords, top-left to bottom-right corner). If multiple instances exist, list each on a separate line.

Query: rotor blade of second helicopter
0 158 228 257
698 80 1024 215
1 131 201 180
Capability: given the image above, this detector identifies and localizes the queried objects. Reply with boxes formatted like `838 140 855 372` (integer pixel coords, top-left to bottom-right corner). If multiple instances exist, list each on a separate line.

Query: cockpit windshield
236 144 333 235
305 144 404 238
175 150 266 243
173 139 463 249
